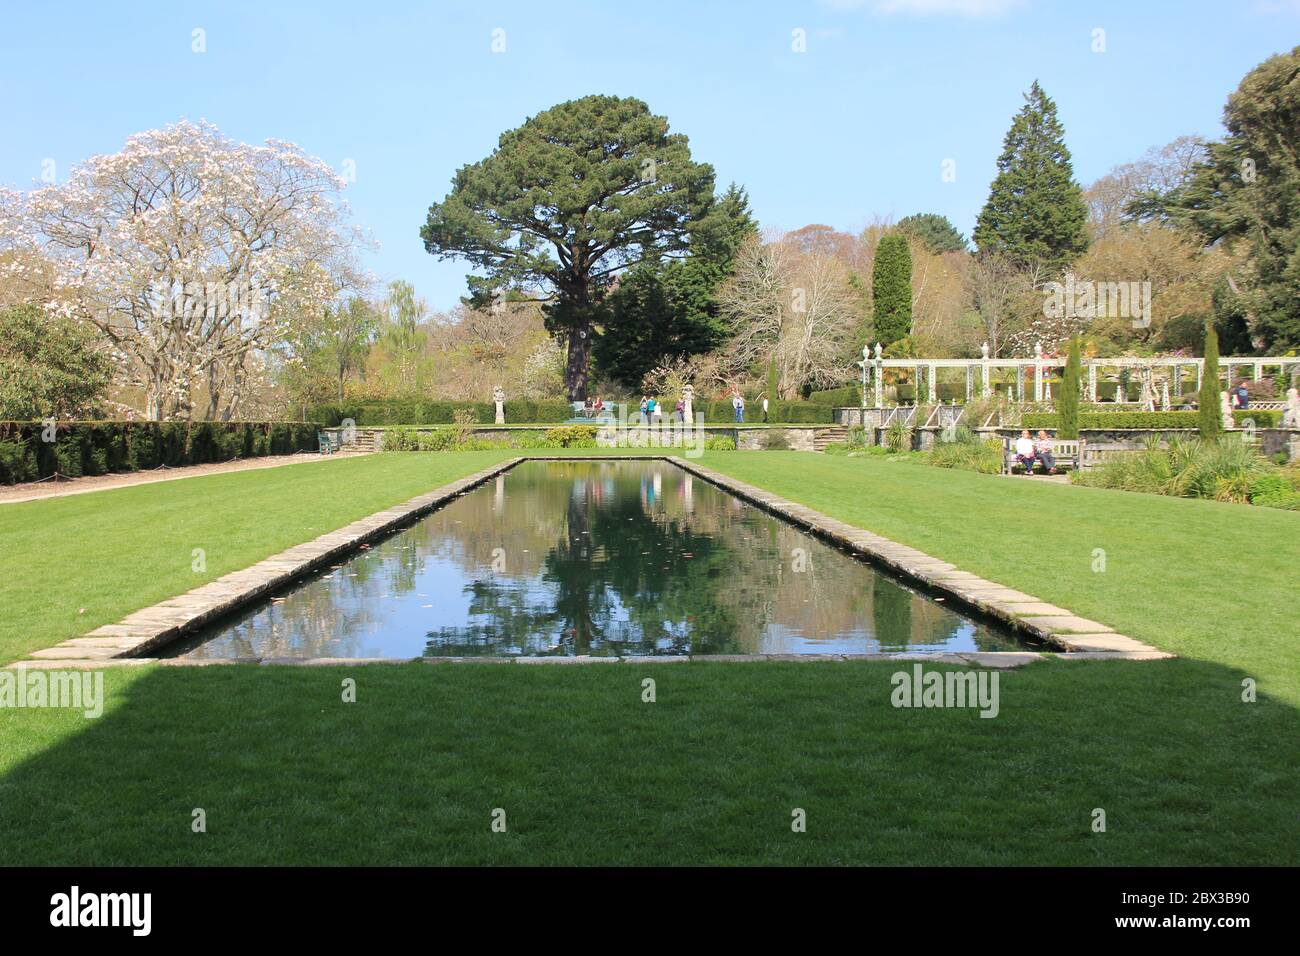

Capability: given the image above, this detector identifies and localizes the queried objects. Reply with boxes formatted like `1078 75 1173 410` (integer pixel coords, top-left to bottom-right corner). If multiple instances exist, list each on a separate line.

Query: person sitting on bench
1014 430 1037 475
1034 430 1057 475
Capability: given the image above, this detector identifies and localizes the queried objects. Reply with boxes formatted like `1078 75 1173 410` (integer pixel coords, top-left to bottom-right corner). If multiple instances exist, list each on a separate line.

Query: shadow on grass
1 659 1296 866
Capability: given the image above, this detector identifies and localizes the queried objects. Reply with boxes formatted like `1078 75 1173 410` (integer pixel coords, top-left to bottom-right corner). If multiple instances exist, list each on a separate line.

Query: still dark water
166 460 1021 659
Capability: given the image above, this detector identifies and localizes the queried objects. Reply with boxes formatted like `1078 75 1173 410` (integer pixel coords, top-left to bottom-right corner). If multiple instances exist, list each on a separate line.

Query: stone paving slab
28 646 123 660
990 602 1074 617
4 651 1166 670
1018 616 1115 634
514 656 621 665
954 652 1045 669
4 658 157 670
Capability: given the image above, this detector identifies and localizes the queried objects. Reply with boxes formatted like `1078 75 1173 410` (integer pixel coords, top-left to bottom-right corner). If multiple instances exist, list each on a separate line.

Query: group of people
730 391 773 422
594 390 772 424
638 396 686 422
1013 430 1058 476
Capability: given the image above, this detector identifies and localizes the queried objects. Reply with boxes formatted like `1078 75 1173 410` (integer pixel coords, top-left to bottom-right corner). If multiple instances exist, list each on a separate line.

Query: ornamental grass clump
928 426 1003 474
1072 435 1275 503
885 419 913 454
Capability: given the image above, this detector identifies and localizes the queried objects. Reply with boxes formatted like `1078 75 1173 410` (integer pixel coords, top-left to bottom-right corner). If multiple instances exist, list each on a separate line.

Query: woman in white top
1014 430 1037 475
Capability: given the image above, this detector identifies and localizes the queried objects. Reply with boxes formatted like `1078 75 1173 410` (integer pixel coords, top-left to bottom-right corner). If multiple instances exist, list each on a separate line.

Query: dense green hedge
313 398 836 425
1022 410 1280 430
808 386 861 406
701 401 833 423
310 400 576 426
0 421 318 484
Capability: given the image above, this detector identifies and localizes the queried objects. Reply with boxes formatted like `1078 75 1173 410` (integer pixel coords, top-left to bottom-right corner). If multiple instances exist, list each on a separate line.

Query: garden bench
317 430 342 455
1002 437 1085 475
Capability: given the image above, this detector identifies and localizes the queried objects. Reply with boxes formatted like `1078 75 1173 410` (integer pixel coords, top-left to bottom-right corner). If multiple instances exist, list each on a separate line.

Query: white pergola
855 342 1300 407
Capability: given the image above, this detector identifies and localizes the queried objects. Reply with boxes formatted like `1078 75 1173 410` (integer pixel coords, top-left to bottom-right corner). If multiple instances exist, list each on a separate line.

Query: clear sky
2 0 1296 311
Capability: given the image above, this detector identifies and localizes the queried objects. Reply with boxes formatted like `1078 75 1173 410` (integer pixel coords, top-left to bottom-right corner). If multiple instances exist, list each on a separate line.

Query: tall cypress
973 81 1089 276
1199 321 1223 439
872 234 912 347
1059 335 1081 440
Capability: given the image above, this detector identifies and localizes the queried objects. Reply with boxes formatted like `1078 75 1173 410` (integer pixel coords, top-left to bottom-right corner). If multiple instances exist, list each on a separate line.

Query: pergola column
928 363 937 403
965 366 973 401
1034 344 1044 402
1087 363 1097 403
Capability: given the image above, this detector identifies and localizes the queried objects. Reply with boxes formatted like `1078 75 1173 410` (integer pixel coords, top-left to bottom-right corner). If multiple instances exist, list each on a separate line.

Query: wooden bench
1002 437 1085 475
317 430 342 455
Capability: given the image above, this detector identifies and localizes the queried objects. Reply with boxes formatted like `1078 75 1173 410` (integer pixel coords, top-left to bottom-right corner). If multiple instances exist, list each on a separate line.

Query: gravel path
0 451 372 505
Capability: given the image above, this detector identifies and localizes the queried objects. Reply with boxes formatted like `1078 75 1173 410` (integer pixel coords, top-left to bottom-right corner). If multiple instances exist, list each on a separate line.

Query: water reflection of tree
187 460 994 659
427 462 743 656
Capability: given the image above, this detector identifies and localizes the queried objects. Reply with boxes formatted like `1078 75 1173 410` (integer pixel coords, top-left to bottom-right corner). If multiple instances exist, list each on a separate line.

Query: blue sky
2 0 1296 311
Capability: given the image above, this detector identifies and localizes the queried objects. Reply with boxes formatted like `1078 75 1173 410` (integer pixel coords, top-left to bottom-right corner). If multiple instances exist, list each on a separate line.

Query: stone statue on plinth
682 384 694 424
1284 387 1300 428
493 385 505 425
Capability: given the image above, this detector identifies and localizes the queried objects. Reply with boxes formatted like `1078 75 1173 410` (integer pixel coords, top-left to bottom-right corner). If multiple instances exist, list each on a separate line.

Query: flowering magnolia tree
0 120 367 419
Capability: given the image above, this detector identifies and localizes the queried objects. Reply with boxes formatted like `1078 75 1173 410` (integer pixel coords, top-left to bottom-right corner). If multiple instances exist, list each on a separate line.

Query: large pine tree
974 81 1089 277
420 95 716 400
872 234 912 347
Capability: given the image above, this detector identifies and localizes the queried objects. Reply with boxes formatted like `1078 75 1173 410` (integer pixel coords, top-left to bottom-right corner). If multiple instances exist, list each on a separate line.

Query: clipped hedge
0 421 318 485
310 400 574 426
701 401 833 423
1022 410 1280 430
808 386 861 406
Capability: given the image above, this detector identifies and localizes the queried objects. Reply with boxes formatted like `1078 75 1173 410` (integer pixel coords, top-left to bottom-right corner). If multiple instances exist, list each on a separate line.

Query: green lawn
0 451 514 665
707 452 1300 705
1 449 1296 865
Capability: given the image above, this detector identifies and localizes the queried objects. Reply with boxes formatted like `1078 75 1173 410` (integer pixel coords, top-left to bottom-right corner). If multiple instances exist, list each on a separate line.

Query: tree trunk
565 329 591 402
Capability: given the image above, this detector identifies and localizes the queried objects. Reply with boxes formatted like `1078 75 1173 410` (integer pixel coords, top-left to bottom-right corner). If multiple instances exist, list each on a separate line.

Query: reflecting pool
165 459 1025 658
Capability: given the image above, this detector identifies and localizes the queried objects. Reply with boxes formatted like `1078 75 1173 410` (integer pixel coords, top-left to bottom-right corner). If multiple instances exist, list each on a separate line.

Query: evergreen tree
766 355 779 404
1058 335 1081 440
973 81 1089 276
898 213 968 254
872 234 912 347
421 95 716 400
594 184 756 389
1165 47 1300 350
1199 321 1223 439
0 305 113 419
1211 277 1254 355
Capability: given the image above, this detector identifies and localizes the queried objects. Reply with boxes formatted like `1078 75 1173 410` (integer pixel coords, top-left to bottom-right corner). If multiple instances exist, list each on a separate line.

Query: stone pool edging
12 458 526 668
10 454 1170 668
669 458 1170 663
